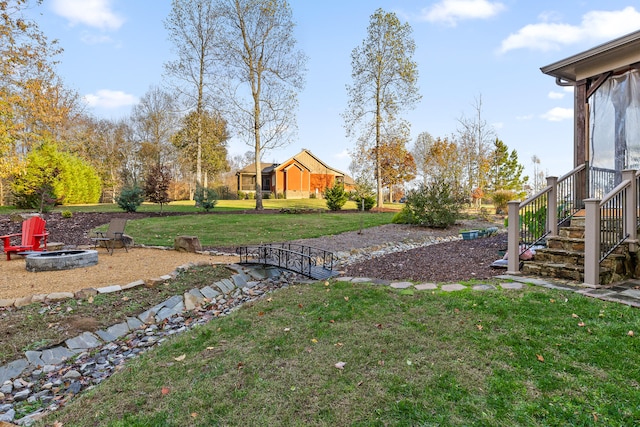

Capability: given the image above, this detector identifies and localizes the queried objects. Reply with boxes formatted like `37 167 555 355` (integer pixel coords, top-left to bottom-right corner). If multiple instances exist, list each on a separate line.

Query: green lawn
40 280 640 426
0 198 404 215
125 211 396 247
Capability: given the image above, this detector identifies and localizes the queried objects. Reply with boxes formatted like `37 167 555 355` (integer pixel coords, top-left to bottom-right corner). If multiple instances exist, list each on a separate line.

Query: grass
40 280 640 426
0 198 403 215
124 211 396 247
0 265 233 366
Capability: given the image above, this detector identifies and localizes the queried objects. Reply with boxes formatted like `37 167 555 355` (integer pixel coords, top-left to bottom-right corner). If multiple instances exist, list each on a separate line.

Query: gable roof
541 29 640 82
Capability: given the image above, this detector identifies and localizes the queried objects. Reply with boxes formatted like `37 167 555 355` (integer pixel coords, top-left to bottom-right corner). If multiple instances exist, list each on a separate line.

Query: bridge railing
236 244 336 279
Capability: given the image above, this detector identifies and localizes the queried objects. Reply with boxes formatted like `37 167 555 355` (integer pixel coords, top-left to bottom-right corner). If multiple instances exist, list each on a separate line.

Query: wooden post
584 198 601 287
623 170 638 253
507 200 521 274
547 176 558 237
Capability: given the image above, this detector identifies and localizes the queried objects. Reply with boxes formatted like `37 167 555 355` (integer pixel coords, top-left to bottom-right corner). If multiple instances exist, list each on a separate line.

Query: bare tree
344 8 421 208
412 131 435 184
213 0 307 210
130 86 179 175
457 94 495 205
164 0 219 186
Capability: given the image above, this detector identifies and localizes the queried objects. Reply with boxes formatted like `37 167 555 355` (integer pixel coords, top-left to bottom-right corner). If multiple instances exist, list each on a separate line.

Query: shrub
309 193 316 199
116 186 144 213
237 191 246 200
491 189 516 214
143 164 172 212
325 182 348 211
277 192 285 199
402 180 463 228
194 185 218 211
353 193 376 211
61 210 73 219
391 208 413 224
11 142 101 212
246 192 255 200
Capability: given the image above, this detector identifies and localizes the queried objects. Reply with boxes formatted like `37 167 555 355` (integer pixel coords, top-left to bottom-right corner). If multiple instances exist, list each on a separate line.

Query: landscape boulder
174 235 202 253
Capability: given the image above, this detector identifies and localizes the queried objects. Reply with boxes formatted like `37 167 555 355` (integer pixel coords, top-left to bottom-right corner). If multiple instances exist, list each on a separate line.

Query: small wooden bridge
236 243 338 280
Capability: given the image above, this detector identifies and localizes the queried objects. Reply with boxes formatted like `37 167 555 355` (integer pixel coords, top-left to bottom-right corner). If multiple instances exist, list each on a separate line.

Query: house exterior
506 30 640 286
236 149 354 199
541 29 640 191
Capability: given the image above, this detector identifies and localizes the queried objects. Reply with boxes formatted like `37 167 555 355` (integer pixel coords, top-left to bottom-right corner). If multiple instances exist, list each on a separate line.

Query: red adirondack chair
1 216 49 260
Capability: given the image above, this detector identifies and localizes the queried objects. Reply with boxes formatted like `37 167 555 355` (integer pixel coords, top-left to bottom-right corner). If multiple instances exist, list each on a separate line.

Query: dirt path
0 248 239 300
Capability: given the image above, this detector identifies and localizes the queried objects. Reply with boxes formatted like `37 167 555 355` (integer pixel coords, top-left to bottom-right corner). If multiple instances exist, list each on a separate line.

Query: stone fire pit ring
25 250 99 272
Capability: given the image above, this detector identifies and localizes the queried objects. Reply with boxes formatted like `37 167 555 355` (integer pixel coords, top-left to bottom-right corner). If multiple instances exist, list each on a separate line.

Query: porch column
507 200 521 274
623 169 638 252
547 176 558 237
584 198 601 287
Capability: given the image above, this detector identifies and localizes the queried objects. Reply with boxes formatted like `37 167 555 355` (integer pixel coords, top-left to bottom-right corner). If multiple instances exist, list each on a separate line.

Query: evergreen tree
487 138 528 196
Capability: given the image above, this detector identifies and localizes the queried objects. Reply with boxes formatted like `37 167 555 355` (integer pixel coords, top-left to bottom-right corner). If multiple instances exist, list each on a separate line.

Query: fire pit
25 250 98 272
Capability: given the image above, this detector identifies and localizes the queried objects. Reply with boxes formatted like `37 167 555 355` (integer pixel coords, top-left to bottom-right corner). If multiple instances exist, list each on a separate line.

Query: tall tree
412 131 435 185
457 94 495 205
214 0 307 210
131 86 179 175
172 109 230 187
487 138 528 195
344 8 420 208
164 0 219 186
0 0 81 204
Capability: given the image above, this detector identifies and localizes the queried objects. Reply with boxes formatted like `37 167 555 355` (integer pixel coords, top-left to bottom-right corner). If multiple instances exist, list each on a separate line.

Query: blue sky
27 0 640 181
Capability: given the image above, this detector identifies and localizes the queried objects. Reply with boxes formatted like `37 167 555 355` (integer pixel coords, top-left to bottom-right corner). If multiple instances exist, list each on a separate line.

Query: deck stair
521 215 632 285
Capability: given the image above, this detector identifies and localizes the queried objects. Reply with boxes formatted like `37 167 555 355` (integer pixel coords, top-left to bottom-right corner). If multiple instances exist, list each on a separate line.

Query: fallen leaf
191 413 198 418
536 354 544 362
572 313 579 318
52 422 64 427
344 296 349 301
161 387 170 396
476 324 483 330
174 354 186 362
267 297 272 302
284 327 291 332
334 342 343 347
122 296 129 301
290 386 296 391
378 360 385 366
311 338 318 343
454 308 460 313
237 362 244 369
628 330 635 337
376 323 383 329
593 413 598 422
298 304 303 308
324 281 329 286
329 319 335 323
334 361 346 369
549 299 555 303
88 296 94 304
406 360 412 366
258 311 265 317
578 322 585 327
206 346 215 350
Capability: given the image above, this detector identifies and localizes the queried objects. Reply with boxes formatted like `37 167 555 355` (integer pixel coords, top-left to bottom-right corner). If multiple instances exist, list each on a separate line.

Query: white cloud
499 6 640 53
419 0 505 26
540 107 573 122
84 90 138 109
51 0 124 30
548 91 565 100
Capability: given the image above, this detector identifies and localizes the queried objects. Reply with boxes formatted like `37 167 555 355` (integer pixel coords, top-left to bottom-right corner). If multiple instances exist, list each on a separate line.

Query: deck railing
583 170 638 286
507 164 586 273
